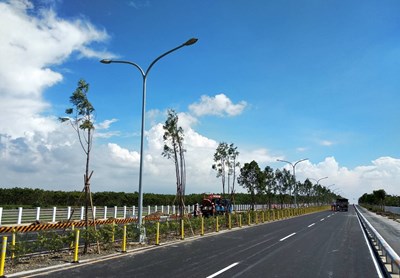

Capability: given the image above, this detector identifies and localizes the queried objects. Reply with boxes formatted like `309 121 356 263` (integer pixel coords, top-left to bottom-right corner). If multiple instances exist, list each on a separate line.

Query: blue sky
1 0 400 203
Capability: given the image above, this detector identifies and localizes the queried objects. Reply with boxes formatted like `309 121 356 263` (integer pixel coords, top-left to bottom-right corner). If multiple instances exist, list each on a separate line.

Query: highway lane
27 207 383 278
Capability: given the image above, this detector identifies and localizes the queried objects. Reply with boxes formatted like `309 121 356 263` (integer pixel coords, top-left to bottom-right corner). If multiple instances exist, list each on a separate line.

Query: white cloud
0 1 399 205
189 94 247 117
320 140 334 146
0 0 111 138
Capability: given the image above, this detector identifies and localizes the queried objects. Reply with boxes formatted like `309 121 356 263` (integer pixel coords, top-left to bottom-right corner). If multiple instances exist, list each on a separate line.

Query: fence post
114 206 118 219
52 207 57 223
17 207 23 225
172 205 176 215
93 206 96 220
36 207 40 221
67 206 71 220
132 206 135 217
80 206 84 220
0 236 7 277
167 205 170 215
123 206 127 219
161 205 164 214
0 207 2 226
155 205 158 212
147 206 151 215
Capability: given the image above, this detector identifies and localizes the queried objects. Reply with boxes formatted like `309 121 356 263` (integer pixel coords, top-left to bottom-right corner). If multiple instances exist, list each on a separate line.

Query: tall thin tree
59 79 96 253
162 110 186 217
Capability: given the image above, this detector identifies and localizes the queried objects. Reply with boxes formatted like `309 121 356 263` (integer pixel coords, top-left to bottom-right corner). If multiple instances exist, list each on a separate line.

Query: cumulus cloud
189 94 247 117
0 0 112 138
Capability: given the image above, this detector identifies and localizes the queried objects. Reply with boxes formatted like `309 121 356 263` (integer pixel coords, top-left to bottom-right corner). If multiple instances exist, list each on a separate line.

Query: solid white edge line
356 212 384 278
206 262 240 278
308 223 315 227
279 232 296 242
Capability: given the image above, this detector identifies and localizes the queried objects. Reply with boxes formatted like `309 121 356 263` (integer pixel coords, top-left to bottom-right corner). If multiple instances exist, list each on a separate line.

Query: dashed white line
320 218 325 221
308 223 315 227
279 233 296 241
207 262 239 278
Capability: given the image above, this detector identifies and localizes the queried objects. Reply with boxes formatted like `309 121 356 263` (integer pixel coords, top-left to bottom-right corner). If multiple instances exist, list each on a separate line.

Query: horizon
0 0 399 204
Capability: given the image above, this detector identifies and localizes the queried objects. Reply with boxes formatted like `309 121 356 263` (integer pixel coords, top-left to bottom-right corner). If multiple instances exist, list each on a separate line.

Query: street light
100 38 198 242
276 158 308 207
309 176 328 185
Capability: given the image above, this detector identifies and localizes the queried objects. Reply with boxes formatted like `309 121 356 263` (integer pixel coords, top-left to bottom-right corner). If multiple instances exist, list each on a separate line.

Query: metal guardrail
355 205 400 276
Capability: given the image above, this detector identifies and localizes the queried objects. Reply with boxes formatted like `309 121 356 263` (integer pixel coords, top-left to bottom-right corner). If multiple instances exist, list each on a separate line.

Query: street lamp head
183 38 198 46
100 59 112 64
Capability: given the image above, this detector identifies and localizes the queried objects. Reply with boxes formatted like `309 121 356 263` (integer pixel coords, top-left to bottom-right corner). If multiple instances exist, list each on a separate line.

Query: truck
336 198 349 212
200 194 232 217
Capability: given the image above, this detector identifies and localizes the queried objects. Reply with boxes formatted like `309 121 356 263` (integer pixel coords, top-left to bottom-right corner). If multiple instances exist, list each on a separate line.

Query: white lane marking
207 262 240 278
279 233 296 242
320 218 325 221
308 223 315 227
327 215 331 218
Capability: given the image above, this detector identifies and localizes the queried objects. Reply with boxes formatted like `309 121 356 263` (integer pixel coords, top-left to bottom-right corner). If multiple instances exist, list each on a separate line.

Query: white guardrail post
356 205 400 275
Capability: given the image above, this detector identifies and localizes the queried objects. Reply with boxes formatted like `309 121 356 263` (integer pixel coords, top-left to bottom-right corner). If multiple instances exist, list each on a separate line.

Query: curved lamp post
309 176 328 186
100 38 198 242
277 158 308 207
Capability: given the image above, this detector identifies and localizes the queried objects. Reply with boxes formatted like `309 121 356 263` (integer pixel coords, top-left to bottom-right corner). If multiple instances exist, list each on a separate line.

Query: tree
212 142 229 195
162 110 186 218
212 142 240 197
59 79 96 253
227 143 240 196
237 160 262 210
263 166 276 209
373 189 386 211
275 168 292 206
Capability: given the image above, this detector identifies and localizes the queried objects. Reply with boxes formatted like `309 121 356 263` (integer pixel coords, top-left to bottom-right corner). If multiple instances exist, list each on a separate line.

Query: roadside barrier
0 206 329 276
0 217 138 234
355 205 400 276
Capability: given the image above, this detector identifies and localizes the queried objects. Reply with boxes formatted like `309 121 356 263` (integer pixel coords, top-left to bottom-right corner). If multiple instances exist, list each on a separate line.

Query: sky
1 0 400 204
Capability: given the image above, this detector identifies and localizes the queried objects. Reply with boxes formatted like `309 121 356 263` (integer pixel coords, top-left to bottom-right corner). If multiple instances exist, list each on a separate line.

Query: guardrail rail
355 205 400 277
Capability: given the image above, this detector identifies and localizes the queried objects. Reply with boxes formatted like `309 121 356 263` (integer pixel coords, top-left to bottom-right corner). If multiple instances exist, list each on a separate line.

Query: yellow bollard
228 214 232 230
262 211 265 223
216 216 219 232
0 236 7 277
255 212 258 224
239 214 242 228
248 213 251 226
72 230 80 263
156 222 160 245
122 225 127 252
181 219 185 240
12 228 16 259
201 217 204 236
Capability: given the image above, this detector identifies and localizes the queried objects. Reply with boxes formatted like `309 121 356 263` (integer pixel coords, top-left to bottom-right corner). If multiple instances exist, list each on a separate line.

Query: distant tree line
358 189 400 209
236 160 340 209
0 187 259 209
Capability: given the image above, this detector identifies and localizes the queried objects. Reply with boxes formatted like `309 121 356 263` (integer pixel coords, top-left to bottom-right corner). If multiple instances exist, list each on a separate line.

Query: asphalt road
27 207 383 278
